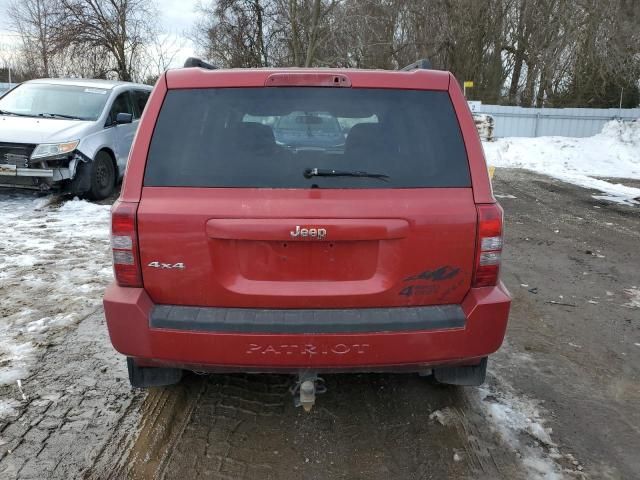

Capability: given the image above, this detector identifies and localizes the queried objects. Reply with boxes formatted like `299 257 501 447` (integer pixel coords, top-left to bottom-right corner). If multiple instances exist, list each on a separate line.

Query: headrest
231 122 275 153
345 123 389 155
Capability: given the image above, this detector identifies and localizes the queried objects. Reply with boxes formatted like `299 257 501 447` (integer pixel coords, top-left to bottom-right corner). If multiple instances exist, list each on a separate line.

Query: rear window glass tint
144 88 470 188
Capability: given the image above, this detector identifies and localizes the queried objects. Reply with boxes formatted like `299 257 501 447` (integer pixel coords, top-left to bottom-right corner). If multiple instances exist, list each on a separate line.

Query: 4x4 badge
290 225 327 239
147 261 185 269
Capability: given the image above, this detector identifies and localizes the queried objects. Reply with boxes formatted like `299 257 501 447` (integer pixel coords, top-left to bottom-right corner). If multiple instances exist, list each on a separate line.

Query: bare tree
52 43 113 79
0 44 23 83
560 0 640 107
5 0 638 106
140 33 186 83
275 0 338 66
193 0 274 67
7 0 61 77
56 0 156 81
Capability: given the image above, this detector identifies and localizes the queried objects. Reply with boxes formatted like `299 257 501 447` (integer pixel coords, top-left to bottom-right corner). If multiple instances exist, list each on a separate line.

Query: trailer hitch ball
292 374 326 412
299 380 316 412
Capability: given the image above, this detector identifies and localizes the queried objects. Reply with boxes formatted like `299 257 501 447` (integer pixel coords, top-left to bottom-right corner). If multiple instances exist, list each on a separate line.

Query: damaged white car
0 78 151 199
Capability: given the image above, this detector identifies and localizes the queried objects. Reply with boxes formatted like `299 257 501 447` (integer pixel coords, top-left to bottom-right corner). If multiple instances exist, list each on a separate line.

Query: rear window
144 88 470 188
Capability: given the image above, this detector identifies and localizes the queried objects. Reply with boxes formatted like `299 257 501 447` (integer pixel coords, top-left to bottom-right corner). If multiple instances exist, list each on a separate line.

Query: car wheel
87 151 115 200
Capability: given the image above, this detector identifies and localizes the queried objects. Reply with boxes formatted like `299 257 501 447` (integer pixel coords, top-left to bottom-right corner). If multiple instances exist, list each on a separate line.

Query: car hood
0 115 94 144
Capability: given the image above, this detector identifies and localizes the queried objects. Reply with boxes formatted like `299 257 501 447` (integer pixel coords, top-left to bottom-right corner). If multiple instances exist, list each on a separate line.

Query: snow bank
0 193 111 401
483 120 640 205
0 398 20 420
479 383 565 479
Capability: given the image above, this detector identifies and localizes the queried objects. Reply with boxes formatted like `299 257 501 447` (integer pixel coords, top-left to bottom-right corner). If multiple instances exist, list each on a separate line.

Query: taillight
473 204 504 287
111 201 142 287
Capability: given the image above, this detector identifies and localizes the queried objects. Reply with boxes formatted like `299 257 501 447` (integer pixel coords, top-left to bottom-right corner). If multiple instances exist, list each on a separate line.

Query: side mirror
115 112 133 125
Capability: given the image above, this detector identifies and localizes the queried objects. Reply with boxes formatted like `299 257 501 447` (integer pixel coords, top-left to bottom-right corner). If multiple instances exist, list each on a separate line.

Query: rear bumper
103 283 510 372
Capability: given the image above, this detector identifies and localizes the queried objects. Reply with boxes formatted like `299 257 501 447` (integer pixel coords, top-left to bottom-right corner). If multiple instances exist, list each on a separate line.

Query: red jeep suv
104 58 510 408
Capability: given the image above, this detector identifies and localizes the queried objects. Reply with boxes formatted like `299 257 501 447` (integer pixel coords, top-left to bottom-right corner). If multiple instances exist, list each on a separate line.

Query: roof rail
400 59 433 71
183 57 217 70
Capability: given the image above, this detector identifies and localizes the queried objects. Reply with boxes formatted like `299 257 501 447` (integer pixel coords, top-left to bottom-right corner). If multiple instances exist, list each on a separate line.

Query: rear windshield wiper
304 168 389 181
38 112 85 120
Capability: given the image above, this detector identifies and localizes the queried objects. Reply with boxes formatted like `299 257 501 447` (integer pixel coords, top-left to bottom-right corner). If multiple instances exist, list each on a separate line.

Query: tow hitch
291 373 326 412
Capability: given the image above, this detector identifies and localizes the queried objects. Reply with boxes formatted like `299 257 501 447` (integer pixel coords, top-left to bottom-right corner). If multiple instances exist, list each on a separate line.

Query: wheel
127 358 183 388
87 151 115 200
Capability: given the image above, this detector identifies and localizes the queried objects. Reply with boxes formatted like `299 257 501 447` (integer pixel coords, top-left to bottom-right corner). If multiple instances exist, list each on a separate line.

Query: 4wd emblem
290 225 327 239
147 261 185 269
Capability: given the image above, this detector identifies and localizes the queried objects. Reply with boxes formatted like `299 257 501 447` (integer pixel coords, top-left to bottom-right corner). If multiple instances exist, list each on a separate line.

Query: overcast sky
0 0 199 68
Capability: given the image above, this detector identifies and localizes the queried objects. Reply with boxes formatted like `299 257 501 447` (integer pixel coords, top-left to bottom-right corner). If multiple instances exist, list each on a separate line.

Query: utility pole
618 87 624 118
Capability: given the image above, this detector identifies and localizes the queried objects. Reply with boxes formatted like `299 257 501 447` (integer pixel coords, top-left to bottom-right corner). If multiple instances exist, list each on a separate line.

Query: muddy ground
0 169 638 479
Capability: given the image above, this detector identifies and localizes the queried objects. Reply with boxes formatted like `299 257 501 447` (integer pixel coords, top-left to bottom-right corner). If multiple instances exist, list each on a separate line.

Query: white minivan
0 78 152 199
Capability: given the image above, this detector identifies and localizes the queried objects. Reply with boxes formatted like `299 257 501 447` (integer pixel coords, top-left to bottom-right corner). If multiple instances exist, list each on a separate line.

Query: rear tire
127 358 183 388
432 357 488 386
86 151 115 200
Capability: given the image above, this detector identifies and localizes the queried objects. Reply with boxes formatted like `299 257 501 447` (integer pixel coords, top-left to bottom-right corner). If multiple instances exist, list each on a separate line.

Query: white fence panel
474 104 640 138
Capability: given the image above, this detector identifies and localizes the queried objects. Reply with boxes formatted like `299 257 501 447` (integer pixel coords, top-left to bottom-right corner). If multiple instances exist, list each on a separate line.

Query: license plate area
231 239 379 281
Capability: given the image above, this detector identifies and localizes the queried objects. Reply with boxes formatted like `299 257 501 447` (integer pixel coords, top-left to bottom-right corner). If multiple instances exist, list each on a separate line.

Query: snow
0 398 20 419
0 192 112 402
623 287 640 308
483 120 640 205
428 407 457 426
479 381 566 480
